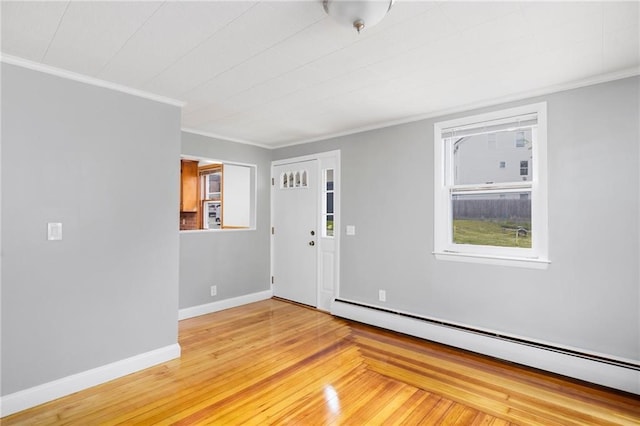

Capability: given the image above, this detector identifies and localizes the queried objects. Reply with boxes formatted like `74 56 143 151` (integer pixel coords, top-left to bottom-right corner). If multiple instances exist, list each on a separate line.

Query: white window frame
433 103 549 269
322 169 335 238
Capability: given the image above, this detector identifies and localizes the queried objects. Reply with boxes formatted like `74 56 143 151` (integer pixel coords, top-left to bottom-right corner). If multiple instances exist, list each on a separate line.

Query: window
487 133 496 150
323 169 335 237
199 164 222 229
433 103 548 268
180 156 256 231
280 169 308 189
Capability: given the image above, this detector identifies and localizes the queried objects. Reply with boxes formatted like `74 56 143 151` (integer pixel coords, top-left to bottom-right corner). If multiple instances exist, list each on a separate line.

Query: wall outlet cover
47 222 63 241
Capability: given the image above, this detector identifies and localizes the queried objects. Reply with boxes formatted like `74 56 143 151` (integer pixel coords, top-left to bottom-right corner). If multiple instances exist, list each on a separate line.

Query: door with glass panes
272 160 318 306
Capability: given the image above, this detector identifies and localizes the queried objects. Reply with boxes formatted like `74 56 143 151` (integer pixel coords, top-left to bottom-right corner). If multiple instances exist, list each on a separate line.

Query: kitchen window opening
180 156 256 231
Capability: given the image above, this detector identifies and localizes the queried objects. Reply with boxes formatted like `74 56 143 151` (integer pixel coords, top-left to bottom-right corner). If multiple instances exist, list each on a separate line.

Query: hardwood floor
3 298 639 425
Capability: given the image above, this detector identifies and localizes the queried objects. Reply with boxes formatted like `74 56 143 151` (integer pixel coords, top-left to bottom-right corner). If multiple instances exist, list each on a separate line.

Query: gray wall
3 60 634 400
179 132 271 309
1 64 181 395
273 76 640 362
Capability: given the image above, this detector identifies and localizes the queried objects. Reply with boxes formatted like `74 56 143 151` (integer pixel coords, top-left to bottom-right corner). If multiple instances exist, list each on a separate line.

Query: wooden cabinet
180 160 199 212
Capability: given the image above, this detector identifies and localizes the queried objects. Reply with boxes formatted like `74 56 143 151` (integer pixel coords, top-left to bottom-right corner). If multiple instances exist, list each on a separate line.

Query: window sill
180 228 255 234
433 251 550 269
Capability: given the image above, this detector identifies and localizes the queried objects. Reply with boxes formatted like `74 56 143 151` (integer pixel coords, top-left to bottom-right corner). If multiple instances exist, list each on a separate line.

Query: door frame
271 150 341 311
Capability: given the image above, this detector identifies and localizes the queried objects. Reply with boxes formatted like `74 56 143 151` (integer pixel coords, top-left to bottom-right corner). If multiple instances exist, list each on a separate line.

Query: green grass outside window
453 219 531 248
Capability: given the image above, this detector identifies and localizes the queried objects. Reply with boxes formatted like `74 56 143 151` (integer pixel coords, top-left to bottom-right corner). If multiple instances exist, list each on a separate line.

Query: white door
272 160 318 306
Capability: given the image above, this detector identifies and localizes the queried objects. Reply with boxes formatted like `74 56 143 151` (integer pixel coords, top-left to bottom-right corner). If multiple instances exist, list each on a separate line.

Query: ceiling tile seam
180 21 338 118
188 69 391 128
269 66 640 149
185 3 448 118
187 12 470 126
41 0 71 62
95 1 167 78
516 3 528 42
190 65 640 148
435 2 457 34
183 4 447 119
235 18 528 124
440 2 522 33
192 65 399 128
178 13 329 101
205 16 534 128
139 1 262 91
439 6 528 54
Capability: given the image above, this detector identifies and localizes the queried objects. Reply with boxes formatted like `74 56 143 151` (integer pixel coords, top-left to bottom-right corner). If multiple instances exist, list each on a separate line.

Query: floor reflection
323 384 341 415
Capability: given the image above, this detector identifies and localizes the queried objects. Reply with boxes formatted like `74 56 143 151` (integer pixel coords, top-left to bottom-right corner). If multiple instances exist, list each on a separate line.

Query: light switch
346 225 356 236
47 223 62 241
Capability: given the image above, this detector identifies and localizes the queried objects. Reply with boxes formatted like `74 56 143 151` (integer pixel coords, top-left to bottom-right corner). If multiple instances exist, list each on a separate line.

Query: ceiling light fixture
323 0 395 34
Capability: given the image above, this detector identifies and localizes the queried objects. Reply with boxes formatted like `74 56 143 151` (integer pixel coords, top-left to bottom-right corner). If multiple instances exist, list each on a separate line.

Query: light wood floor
3 298 639 425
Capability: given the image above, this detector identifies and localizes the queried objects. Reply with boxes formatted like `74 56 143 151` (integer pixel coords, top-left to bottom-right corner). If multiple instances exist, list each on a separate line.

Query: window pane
207 173 221 200
452 192 531 248
326 169 334 191
326 215 334 237
324 169 335 238
452 128 533 185
326 192 334 214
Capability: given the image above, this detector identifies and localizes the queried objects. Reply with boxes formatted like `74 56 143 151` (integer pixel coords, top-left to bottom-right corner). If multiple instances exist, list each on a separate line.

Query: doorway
271 151 340 311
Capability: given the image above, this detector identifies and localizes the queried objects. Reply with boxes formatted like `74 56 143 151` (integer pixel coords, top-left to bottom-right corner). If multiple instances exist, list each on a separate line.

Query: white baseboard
178 289 273 320
331 300 640 395
0 343 181 417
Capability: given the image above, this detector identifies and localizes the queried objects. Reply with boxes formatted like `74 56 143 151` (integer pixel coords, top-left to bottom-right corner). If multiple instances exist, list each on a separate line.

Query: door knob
310 230 315 236
309 241 315 246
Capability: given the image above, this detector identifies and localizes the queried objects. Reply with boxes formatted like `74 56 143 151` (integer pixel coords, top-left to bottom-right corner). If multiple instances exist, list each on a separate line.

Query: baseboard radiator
331 298 640 395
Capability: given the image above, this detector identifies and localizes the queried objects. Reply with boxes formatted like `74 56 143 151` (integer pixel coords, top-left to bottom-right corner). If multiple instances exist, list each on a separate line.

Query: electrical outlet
378 289 386 302
210 285 217 297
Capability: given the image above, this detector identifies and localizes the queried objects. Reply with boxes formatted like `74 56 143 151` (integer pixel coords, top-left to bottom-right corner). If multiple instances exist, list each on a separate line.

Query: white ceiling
2 1 639 148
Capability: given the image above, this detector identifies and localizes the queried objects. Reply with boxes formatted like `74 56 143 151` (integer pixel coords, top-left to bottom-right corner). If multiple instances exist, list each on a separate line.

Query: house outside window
433 103 549 268
487 133 497 150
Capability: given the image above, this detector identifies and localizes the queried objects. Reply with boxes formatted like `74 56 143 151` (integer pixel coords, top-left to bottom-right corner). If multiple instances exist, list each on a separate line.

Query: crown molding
272 67 640 149
181 127 272 150
1 53 185 108
3 52 636 149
